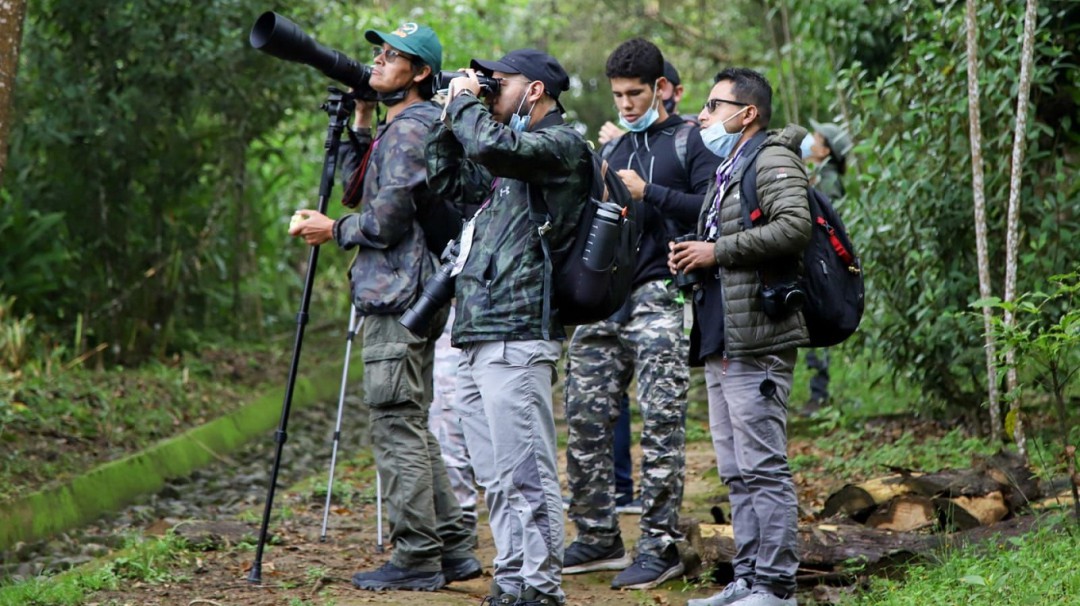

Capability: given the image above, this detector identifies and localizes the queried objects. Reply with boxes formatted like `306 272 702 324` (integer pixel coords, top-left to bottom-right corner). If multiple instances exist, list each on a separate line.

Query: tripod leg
376 469 385 552
319 306 362 542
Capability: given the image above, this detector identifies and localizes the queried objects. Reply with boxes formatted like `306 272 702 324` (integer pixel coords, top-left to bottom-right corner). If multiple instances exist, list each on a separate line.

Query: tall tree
0 0 28 186
1003 0 1040 458
965 0 1000 442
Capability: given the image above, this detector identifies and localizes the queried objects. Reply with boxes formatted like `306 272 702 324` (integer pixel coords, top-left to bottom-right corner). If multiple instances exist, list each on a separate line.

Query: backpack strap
673 122 694 173
526 183 555 341
737 131 770 229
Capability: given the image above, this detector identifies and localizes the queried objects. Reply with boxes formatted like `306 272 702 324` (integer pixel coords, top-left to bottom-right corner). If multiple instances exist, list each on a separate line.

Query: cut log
865 495 935 532
933 491 1008 530
820 474 922 520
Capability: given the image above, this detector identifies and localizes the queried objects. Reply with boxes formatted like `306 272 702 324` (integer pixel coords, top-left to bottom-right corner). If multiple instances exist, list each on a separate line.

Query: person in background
799 120 852 411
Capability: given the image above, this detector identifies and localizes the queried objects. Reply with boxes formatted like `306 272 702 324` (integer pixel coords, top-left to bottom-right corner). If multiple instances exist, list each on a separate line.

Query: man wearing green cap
425 48 590 606
288 22 480 592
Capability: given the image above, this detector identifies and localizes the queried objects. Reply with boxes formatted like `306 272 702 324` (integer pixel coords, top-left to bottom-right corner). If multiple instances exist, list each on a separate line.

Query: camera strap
341 132 385 208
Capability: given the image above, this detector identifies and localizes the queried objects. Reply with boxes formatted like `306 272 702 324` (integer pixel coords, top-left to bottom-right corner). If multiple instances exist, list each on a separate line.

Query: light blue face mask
617 83 660 133
508 84 536 133
800 133 815 159
700 106 749 158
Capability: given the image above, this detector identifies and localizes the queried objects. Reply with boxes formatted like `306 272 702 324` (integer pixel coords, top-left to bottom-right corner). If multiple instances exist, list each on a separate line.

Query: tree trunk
1002 0 1039 459
965 0 1001 443
0 0 28 187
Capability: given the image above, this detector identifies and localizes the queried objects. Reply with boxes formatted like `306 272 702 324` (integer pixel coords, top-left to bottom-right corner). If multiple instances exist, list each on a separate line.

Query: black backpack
740 144 864 347
529 151 642 332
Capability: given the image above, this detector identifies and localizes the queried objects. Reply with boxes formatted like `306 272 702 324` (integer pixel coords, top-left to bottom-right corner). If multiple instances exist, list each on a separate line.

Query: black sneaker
480 580 518 605
351 562 446 591
515 586 562 605
610 546 685 590
443 555 483 583
562 539 633 574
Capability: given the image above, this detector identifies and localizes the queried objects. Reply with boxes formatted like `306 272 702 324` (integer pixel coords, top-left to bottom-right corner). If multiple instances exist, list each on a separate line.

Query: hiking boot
730 588 797 606
443 555 483 583
480 580 518 605
610 545 684 589
687 578 753 606
562 539 632 574
514 586 562 605
350 562 446 591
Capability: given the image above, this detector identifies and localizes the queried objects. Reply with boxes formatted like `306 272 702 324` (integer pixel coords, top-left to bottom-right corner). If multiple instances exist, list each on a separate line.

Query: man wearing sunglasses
288 22 480 593
424 48 587 606
561 38 720 591
669 68 810 606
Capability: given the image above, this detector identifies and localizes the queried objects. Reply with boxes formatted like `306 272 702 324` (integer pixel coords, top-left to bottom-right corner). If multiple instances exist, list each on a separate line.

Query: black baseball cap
471 48 571 110
663 60 681 86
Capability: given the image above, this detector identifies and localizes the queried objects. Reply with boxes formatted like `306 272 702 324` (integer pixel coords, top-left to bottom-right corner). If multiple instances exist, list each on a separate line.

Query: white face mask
700 106 749 158
800 133 815 159
617 82 661 133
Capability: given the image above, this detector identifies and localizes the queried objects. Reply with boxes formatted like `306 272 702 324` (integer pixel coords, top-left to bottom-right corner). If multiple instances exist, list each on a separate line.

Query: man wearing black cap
288 22 480 592
425 48 590 606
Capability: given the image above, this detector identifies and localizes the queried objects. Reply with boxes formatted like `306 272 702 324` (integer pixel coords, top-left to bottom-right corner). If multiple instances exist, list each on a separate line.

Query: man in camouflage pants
563 39 719 590
288 22 479 592
426 49 588 606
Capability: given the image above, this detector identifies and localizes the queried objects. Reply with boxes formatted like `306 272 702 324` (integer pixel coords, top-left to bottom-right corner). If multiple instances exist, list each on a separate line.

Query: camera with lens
250 12 378 101
672 234 706 292
432 71 502 98
400 240 459 335
760 280 806 320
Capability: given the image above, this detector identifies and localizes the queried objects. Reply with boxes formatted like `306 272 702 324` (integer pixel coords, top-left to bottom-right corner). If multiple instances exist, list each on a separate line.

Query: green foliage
809 0 1080 417
841 515 1080 605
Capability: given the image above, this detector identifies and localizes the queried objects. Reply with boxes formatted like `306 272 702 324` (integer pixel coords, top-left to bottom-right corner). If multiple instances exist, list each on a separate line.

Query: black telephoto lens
399 263 456 335
250 12 373 93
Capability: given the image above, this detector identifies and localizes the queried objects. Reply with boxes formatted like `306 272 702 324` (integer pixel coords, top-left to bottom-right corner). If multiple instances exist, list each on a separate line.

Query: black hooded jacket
601 114 721 287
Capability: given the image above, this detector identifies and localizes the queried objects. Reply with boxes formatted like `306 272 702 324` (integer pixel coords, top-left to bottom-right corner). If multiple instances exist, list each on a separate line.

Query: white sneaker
730 588 796 606
686 578 752 606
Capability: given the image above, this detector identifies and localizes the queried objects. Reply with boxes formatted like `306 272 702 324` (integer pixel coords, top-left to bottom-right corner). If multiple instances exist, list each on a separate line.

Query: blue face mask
800 133 815 159
508 84 535 133
618 83 660 133
700 106 749 158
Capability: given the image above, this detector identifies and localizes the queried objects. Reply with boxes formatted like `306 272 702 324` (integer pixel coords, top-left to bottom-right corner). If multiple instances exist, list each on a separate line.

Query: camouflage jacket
695 124 812 358
334 101 441 316
426 93 591 345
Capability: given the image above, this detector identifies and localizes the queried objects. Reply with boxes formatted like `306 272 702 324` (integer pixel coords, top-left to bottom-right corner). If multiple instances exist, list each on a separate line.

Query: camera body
433 71 502 97
671 234 706 292
760 280 806 320
399 240 459 335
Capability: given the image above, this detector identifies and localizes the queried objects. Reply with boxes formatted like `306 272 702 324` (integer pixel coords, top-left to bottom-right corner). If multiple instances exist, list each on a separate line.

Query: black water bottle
582 202 623 271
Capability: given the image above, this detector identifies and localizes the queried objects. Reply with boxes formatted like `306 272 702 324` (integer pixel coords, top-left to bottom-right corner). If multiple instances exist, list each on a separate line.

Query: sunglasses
703 97 749 113
371 46 415 63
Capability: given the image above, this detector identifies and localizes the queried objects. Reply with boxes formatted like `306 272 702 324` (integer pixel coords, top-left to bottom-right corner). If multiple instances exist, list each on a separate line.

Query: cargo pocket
361 342 409 408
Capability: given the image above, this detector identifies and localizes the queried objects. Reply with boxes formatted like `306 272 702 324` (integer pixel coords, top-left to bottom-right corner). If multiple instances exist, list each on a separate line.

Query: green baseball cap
365 22 442 73
809 119 853 162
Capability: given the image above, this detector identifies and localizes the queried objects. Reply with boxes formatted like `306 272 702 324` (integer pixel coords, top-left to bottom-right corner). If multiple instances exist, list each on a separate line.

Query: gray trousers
452 340 565 599
362 312 474 570
704 349 799 596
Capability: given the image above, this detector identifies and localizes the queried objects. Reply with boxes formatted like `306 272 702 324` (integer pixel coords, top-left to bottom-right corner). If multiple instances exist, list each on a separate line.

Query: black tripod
248 87 354 585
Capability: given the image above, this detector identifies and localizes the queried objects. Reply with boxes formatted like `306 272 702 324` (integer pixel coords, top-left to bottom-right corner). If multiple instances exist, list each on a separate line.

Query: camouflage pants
428 306 479 534
564 279 689 557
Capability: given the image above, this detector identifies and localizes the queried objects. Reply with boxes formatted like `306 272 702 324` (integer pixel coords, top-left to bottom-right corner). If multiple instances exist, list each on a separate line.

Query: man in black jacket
562 38 721 590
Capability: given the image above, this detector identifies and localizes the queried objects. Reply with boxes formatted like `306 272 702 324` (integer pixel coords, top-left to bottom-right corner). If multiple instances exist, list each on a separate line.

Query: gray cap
809 119 853 162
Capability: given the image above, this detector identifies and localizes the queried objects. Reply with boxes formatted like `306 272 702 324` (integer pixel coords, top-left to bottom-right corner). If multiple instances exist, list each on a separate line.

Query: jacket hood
763 123 808 154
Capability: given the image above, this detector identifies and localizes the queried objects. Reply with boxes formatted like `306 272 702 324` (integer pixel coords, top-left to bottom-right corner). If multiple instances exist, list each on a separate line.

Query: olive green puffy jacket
697 124 813 357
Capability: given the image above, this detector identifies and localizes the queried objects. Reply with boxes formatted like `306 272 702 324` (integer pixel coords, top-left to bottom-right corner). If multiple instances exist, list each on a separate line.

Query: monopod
247 87 353 585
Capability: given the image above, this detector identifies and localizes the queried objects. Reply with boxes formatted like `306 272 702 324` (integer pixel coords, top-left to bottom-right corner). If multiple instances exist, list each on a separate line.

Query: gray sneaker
687 578 752 606
731 588 796 606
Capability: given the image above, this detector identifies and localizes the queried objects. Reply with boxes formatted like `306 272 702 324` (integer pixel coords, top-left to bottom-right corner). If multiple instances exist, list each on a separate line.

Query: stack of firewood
681 451 1065 585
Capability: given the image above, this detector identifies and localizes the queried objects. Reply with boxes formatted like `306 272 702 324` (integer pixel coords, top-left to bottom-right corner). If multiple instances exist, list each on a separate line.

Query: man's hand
288 209 335 246
447 69 482 99
668 239 717 275
598 121 625 145
615 169 647 200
